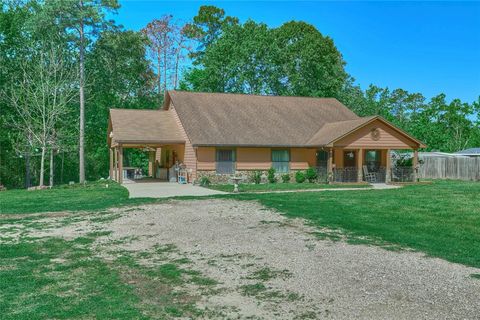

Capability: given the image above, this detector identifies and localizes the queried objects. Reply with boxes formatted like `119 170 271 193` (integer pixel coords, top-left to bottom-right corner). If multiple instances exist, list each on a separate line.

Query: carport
107 109 186 184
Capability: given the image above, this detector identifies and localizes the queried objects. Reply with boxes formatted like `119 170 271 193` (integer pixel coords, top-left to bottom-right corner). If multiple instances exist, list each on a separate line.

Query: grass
0 231 218 319
0 238 146 319
2 179 478 269
233 180 480 268
206 182 369 193
0 180 159 214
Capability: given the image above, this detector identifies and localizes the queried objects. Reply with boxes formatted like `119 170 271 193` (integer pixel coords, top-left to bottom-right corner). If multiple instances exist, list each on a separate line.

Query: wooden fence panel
417 156 480 181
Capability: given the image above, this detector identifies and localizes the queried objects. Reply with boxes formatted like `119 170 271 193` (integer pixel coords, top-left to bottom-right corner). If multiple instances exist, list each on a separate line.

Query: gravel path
101 199 480 319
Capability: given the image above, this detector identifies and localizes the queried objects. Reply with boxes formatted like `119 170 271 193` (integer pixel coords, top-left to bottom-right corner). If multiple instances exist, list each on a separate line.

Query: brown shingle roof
306 116 377 146
109 109 184 146
166 91 360 147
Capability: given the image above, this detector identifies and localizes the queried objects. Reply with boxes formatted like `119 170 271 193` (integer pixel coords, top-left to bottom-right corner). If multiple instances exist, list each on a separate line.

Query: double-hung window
216 149 236 174
272 149 290 173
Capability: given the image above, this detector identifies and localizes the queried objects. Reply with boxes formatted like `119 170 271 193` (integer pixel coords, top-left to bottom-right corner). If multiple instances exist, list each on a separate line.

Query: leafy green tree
184 5 238 62
39 0 120 183
183 17 347 98
85 29 156 180
272 21 347 97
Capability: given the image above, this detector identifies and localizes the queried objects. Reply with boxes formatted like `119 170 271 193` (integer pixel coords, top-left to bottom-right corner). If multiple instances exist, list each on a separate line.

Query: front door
343 150 356 168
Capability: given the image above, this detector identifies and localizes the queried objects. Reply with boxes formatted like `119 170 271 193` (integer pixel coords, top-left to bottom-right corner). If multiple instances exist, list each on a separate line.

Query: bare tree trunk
79 0 86 184
49 148 54 187
39 146 46 186
157 54 162 94
163 45 167 92
25 150 31 188
61 151 64 184
174 54 180 89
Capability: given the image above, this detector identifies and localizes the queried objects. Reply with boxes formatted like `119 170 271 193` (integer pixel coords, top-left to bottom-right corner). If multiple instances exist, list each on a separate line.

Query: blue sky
115 1 480 103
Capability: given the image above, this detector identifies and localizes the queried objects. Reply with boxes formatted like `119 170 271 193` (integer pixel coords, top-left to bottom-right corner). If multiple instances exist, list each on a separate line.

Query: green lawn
206 182 370 193
1 180 479 318
0 181 157 214
233 180 480 268
1 180 479 268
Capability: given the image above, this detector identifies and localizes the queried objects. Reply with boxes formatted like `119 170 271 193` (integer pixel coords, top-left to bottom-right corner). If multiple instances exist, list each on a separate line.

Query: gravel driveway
102 199 480 319
11 199 480 319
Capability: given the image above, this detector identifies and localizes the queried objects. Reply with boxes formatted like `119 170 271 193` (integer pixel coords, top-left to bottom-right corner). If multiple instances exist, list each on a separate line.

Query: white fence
418 156 480 181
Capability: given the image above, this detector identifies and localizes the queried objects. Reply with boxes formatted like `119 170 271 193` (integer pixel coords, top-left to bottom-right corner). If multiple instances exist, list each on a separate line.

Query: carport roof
108 109 185 147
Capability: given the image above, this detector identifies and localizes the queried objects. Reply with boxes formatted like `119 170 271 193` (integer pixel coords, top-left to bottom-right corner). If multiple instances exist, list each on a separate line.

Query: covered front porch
317 148 419 183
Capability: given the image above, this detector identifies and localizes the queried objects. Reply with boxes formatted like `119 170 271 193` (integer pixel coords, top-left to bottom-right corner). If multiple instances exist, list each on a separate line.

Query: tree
272 21 348 97
40 0 120 184
182 18 347 97
85 29 156 180
184 5 238 62
143 16 192 95
172 24 191 89
142 15 174 98
6 43 76 186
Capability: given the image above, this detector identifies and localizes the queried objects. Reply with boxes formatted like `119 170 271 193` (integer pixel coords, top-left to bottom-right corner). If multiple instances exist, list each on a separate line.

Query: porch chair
362 165 377 183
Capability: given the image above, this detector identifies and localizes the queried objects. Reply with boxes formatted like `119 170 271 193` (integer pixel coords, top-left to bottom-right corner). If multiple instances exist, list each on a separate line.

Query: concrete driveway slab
123 182 226 198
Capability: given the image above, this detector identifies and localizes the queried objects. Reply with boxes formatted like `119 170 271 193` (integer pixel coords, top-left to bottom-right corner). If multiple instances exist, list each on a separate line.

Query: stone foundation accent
196 170 306 184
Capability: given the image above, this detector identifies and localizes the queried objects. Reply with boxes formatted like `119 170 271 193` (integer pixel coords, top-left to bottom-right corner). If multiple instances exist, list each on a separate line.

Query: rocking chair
363 165 377 183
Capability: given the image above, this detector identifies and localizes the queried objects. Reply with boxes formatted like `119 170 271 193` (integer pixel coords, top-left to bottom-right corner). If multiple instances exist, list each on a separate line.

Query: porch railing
391 166 414 182
372 166 387 183
333 167 358 183
315 166 328 183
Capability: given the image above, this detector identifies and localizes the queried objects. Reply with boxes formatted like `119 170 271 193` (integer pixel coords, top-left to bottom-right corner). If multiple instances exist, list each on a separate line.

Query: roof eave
115 139 186 145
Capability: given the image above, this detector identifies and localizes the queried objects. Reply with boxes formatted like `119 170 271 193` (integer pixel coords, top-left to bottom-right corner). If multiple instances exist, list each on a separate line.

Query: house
454 148 480 157
107 91 425 184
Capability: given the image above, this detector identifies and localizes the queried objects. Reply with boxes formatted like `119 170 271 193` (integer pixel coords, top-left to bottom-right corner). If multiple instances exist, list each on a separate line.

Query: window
272 150 290 173
216 149 235 174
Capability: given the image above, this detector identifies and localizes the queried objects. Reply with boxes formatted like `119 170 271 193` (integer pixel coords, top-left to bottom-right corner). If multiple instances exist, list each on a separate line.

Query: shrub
295 171 306 183
251 171 262 184
267 168 277 183
281 174 291 183
305 167 318 183
199 176 211 186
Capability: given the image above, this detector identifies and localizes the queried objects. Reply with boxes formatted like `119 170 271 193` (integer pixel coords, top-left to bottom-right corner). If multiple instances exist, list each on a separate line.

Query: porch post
413 149 418 182
385 149 391 183
118 145 123 184
327 148 334 183
148 151 154 177
357 148 363 182
113 147 118 182
109 148 113 180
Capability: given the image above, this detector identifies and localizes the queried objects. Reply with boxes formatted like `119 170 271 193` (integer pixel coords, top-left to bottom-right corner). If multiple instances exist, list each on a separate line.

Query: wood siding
333 149 344 168
290 148 316 170
170 103 197 179
334 120 417 149
196 147 317 171
236 148 272 170
197 147 216 170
